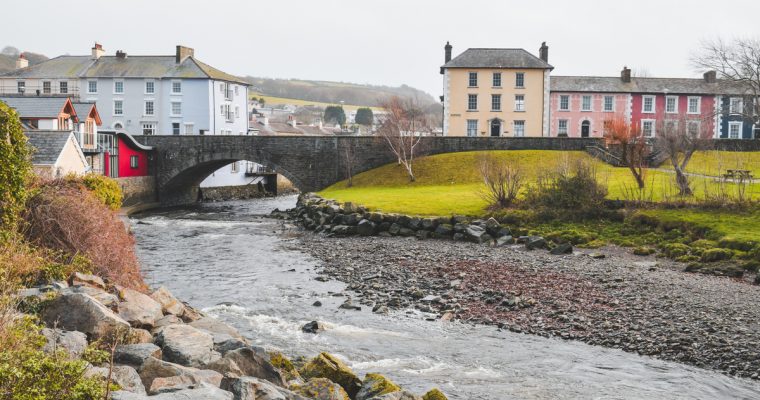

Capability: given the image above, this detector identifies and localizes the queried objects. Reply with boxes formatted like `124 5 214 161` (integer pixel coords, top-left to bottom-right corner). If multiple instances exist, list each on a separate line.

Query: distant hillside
245 77 438 108
0 46 49 73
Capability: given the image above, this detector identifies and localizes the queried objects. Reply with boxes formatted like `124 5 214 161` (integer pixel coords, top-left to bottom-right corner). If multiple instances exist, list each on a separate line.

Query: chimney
704 70 717 83
444 41 452 64
176 45 194 63
539 42 549 63
621 66 632 83
115 50 127 59
91 43 104 59
15 54 28 69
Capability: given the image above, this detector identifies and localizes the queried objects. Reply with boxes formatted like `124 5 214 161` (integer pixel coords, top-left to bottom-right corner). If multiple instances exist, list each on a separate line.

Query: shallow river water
131 196 760 400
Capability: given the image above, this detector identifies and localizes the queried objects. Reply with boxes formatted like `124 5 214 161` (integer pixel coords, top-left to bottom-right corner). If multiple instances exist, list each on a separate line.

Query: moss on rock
422 388 448 400
299 352 362 399
355 373 401 399
700 248 734 262
269 350 301 383
292 378 350 400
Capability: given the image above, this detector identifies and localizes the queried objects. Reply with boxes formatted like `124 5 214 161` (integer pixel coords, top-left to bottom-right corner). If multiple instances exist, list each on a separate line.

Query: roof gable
0 97 78 120
443 48 552 70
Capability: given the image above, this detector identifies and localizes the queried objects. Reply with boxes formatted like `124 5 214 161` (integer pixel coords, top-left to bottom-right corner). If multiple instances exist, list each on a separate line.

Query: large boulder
64 285 119 309
41 293 130 340
148 384 233 399
371 391 422 400
41 328 88 358
138 356 223 389
293 378 349 400
356 219 376 236
154 324 216 368
422 388 448 400
115 343 163 367
223 376 308 400
464 225 487 243
356 373 400 400
113 365 147 395
68 272 105 289
299 352 361 399
118 288 164 329
525 236 547 250
434 224 453 237
149 375 196 395
207 346 285 387
189 316 245 341
150 287 186 316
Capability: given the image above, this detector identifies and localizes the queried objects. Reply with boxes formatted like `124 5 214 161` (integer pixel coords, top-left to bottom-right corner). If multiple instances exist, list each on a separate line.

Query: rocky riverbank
19 272 447 400
282 195 760 381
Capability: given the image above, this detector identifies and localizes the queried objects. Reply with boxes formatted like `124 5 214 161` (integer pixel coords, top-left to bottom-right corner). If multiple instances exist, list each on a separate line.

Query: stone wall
116 176 157 207
712 139 760 151
200 184 271 202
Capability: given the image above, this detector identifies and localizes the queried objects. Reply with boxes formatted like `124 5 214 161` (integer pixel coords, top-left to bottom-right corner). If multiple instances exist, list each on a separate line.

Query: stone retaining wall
116 176 156 207
200 184 271 202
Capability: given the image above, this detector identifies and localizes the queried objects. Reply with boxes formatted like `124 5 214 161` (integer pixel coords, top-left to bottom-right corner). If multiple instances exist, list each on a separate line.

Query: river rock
149 375 196 394
388 223 401 235
129 327 154 343
115 343 163 367
147 384 233 400
189 316 245 341
550 243 574 255
294 378 349 400
434 224 453 237
301 321 326 334
484 218 501 235
223 376 307 400
113 365 147 394
42 292 130 340
154 324 216 367
496 236 514 247
68 272 106 289
65 285 120 309
420 218 437 231
299 352 362 399
151 287 186 316
331 225 354 236
356 373 401 400
371 391 422 400
208 346 285 387
357 219 376 236
118 288 164 329
525 236 547 250
422 388 448 400
214 336 248 355
41 328 88 358
154 314 183 329
138 356 223 389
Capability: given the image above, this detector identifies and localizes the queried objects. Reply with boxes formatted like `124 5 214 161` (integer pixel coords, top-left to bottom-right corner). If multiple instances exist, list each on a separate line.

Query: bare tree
376 96 431 182
692 37 760 130
603 116 649 189
478 154 523 209
342 139 358 187
655 117 714 196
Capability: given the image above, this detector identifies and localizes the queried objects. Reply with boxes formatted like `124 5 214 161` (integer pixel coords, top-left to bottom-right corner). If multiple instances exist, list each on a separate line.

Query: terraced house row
441 42 758 139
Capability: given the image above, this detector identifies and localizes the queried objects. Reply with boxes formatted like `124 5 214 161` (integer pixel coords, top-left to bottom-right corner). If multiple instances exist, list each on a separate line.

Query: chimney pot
115 50 127 59
444 41 452 63
621 66 632 83
539 42 549 63
91 43 105 59
176 45 194 63
15 54 28 69
704 70 717 83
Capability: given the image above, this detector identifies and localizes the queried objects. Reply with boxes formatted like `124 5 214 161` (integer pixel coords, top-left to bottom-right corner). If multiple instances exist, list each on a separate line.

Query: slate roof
25 130 73 165
442 48 552 70
551 76 750 95
72 102 94 118
1 55 249 85
0 97 73 118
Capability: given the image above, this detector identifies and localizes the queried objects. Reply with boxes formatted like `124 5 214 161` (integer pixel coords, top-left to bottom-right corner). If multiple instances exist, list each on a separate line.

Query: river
130 196 760 400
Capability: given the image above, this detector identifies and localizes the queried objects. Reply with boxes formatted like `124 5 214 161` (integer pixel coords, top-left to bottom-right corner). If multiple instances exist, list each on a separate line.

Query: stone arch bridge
135 135 603 206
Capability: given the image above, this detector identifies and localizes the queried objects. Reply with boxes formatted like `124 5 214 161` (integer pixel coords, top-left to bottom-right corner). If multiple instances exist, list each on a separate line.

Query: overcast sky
3 0 759 97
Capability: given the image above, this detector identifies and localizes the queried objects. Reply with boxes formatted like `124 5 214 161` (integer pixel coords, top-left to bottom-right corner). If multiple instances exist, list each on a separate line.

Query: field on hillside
660 150 760 178
319 150 760 216
250 92 382 111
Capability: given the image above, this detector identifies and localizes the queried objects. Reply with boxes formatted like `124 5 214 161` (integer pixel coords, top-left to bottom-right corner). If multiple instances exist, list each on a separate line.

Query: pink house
550 76 632 137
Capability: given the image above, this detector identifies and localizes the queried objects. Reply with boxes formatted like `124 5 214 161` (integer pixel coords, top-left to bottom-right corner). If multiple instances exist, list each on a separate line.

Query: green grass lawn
641 208 760 245
320 150 760 216
660 150 760 178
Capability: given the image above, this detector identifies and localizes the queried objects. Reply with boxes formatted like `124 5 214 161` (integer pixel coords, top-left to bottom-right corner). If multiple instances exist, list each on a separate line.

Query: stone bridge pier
135 135 603 206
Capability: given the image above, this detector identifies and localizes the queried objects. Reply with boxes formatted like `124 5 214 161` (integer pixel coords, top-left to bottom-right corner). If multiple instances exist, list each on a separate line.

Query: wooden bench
723 169 754 180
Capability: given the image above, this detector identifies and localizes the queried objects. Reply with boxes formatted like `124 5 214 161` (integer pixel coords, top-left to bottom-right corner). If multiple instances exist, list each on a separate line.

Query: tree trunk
674 168 692 196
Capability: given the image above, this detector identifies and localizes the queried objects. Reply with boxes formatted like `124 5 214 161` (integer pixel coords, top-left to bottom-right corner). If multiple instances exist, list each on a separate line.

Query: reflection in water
131 197 760 400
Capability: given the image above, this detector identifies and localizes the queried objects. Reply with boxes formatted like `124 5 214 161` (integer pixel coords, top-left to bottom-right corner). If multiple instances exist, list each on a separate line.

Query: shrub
478 153 523 209
0 101 33 230
717 237 757 252
633 247 655 256
524 160 608 217
545 229 597 245
660 243 691 259
700 248 734 262
22 179 144 290
76 174 123 210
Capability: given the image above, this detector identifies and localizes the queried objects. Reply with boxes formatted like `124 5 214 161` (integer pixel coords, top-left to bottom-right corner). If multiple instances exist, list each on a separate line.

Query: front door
581 121 590 138
490 119 501 137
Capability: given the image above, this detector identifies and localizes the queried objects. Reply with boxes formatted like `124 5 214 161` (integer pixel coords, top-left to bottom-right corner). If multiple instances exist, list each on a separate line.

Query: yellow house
441 42 553 137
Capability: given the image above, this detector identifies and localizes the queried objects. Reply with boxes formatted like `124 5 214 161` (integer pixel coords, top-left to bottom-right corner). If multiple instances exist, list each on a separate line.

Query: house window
113 100 123 116
491 94 501 111
730 97 743 114
468 72 478 87
42 81 51 94
581 95 592 111
220 83 225 94
142 123 156 135
234 86 239 96
514 120 525 137
688 121 700 137
171 102 182 116
467 94 478 111
728 121 742 139
130 155 139 169
666 96 678 113
17 81 25 94
642 95 655 113
514 95 525 112
688 97 701 114
172 122 180 135
88 81 97 94
220 105 225 116
114 81 124 94
145 81 155 94
558 120 568 136
559 95 569 111
59 81 68 94
515 72 525 88
184 123 194 135
642 120 655 137
603 96 614 112
466 120 478 137
144 101 154 116
492 72 501 87
172 81 182 94
231 162 239 173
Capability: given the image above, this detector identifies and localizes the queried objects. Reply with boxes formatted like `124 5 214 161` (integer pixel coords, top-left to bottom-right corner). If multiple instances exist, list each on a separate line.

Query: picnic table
723 169 754 180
